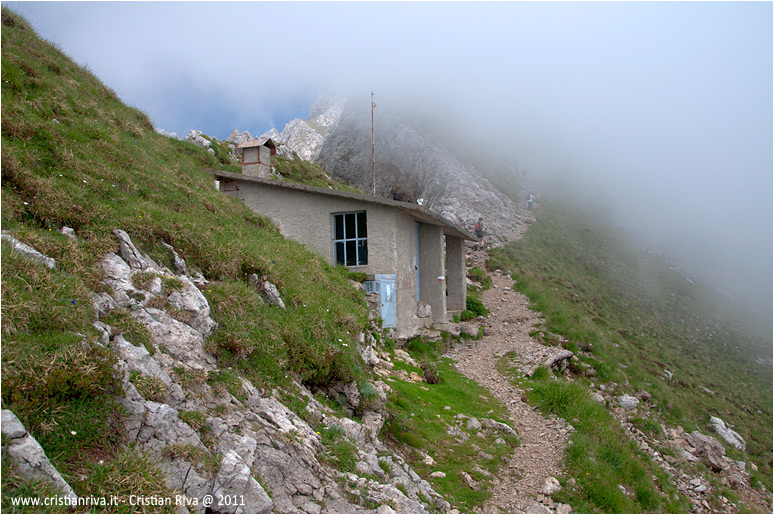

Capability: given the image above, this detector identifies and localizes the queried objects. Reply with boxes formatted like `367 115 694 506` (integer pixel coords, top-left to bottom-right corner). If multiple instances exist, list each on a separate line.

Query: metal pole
371 92 376 195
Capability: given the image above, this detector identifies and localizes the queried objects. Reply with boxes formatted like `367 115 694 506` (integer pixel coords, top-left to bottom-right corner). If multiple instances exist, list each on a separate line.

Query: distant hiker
474 217 486 250
527 194 534 211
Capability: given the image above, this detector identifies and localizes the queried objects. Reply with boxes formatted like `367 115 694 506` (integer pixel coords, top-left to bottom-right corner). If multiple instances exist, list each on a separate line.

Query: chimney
236 138 277 178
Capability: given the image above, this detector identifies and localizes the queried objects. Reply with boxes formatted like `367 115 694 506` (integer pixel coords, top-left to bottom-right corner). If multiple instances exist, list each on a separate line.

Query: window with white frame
332 211 367 266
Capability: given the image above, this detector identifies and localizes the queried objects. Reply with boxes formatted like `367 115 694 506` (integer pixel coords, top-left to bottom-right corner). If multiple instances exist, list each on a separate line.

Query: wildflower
70 430 77 435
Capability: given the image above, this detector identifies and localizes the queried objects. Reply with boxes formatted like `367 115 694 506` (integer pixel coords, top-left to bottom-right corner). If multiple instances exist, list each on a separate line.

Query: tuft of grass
129 371 168 403
319 425 358 473
178 410 208 432
467 266 492 290
206 369 246 402
72 445 179 513
162 443 220 477
104 308 154 354
271 155 364 193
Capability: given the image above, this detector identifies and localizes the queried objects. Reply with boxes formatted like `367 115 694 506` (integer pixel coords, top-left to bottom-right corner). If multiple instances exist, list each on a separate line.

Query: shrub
421 362 442 384
466 295 488 317
467 267 492 289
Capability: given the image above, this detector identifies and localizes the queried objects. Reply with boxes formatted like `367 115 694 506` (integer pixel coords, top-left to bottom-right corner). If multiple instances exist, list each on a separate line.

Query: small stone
617 394 640 410
430 471 446 478
542 476 561 495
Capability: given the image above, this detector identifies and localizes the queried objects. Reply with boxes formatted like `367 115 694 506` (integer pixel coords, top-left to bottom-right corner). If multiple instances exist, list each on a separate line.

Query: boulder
481 418 519 437
160 241 189 276
260 280 285 309
113 334 171 384
687 431 727 472
617 394 640 411
114 229 157 271
466 417 482 431
1 410 78 506
709 416 746 451
1 233 55 269
60 226 76 239
225 130 255 147
211 450 273 514
185 129 212 149
542 476 561 495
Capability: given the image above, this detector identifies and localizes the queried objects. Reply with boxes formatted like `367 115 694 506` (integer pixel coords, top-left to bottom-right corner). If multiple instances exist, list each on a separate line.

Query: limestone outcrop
1 410 78 506
92 229 450 513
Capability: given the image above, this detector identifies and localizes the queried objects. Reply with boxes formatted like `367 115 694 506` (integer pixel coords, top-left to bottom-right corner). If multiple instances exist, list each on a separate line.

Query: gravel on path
445 250 572 514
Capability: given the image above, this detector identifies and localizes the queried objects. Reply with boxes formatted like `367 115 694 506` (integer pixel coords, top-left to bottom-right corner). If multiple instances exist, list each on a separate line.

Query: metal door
376 274 397 328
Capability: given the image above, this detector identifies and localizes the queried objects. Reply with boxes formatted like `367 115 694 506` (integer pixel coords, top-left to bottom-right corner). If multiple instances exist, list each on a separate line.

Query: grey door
376 274 397 328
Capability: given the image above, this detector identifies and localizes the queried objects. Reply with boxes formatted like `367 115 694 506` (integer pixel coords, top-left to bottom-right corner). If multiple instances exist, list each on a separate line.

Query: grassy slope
1 8 370 509
489 198 773 501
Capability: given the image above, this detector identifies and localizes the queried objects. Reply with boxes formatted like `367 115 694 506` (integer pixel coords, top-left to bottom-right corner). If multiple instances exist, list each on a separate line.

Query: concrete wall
220 178 466 336
418 224 447 324
445 236 466 312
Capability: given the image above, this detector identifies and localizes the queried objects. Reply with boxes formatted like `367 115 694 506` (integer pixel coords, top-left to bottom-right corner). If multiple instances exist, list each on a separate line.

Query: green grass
271 155 364 193
489 197 773 496
380 338 518 512
526 369 686 513
319 425 359 473
0 7 371 509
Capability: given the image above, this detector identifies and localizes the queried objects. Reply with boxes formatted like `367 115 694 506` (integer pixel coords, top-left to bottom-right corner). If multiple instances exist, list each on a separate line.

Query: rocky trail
442 216 772 514
443 212 574 514
446 256 572 514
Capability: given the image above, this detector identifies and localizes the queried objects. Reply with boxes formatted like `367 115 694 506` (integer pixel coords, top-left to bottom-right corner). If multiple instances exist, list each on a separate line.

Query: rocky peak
262 119 324 162
225 129 255 147
317 101 526 243
309 93 346 129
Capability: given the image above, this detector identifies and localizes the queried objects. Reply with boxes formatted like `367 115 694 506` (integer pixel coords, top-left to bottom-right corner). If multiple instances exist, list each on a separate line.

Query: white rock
542 476 561 495
617 394 640 410
709 416 746 451
212 450 273 514
1 233 55 269
1 410 78 506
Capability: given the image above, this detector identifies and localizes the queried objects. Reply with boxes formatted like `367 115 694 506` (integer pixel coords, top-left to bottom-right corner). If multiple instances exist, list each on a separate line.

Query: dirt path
445 243 573 513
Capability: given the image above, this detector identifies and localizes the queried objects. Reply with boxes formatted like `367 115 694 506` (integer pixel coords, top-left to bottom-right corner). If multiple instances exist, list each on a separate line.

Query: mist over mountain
256 91 771 335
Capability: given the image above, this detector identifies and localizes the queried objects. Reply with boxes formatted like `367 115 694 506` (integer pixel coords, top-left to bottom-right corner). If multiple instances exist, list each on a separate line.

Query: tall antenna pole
371 91 376 195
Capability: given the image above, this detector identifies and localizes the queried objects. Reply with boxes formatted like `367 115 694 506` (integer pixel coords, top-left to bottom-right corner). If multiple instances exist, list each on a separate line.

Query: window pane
334 214 344 240
335 242 345 265
346 240 356 266
357 239 368 266
357 211 367 238
345 213 356 239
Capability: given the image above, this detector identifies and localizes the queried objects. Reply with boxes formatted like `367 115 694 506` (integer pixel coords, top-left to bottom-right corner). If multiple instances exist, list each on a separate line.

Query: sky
6 1 773 322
